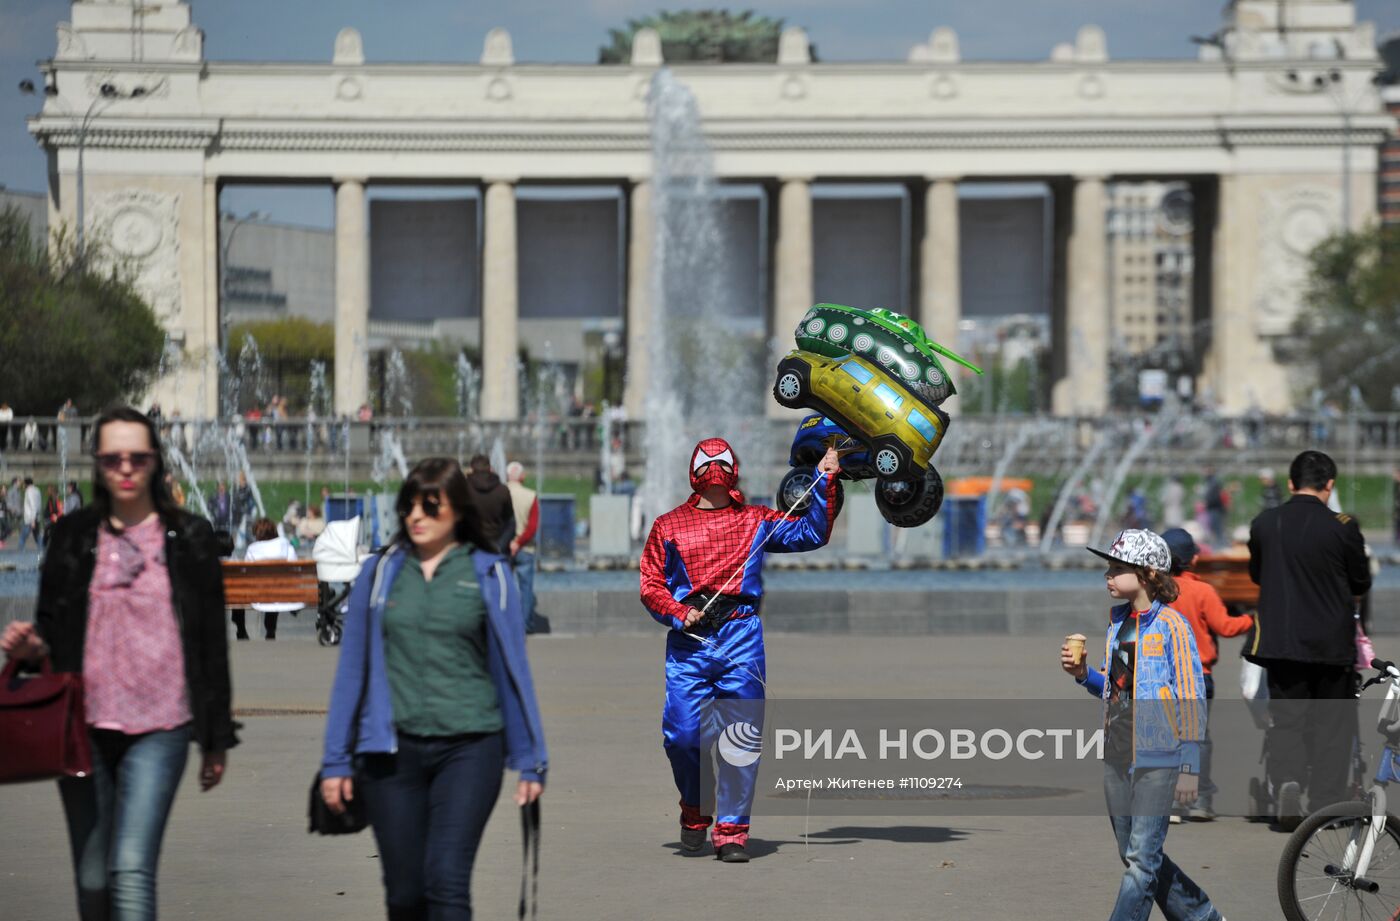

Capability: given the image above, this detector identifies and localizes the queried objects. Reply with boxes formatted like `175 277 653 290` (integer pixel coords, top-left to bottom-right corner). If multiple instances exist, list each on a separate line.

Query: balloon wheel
875 466 944 528
779 468 818 513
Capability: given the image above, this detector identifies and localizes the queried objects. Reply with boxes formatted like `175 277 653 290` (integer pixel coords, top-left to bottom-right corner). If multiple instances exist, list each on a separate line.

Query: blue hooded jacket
321 544 548 782
1077 600 1205 774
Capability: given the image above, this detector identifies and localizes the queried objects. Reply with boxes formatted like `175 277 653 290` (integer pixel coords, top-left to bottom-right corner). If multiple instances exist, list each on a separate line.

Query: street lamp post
19 78 154 261
219 210 267 342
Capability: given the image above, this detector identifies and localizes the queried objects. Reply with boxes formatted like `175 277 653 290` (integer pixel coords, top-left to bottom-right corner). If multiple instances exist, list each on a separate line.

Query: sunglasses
397 493 444 519
95 452 157 472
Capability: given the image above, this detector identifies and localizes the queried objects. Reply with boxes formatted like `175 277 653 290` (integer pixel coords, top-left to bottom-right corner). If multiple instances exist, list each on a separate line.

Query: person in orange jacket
1161 527 1254 821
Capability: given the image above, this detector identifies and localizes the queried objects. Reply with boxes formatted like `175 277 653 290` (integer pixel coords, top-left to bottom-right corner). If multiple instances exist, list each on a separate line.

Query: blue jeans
359 731 505 921
513 550 536 633
19 520 42 550
58 725 192 921
1104 764 1220 921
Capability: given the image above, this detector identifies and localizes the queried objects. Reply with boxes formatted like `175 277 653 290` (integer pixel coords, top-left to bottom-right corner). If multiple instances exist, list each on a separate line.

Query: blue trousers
19 519 42 550
359 731 505 921
513 551 536 633
1103 764 1220 921
58 725 192 921
663 616 765 839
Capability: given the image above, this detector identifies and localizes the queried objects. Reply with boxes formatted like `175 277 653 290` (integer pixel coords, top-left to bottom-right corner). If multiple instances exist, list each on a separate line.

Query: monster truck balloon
773 304 982 528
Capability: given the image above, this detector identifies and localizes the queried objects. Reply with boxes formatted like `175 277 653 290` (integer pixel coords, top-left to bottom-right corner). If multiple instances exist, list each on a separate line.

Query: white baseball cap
1088 528 1172 571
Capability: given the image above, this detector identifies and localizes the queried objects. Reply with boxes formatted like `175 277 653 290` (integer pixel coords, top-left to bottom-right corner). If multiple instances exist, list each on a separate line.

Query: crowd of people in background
0 476 83 550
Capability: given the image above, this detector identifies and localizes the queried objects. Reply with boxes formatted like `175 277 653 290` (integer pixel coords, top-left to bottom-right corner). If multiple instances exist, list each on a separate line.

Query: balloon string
681 472 830 692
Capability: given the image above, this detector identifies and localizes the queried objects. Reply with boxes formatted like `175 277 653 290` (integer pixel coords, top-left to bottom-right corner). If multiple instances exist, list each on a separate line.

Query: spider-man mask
689 437 742 501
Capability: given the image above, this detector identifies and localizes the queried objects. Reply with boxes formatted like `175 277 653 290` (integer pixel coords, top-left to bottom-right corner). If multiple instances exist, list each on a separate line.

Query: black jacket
465 472 516 555
35 506 240 753
1245 494 1372 666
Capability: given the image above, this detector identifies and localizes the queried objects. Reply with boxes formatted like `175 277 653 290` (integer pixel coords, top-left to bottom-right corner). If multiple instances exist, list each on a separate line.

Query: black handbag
308 770 368 835
309 567 376 836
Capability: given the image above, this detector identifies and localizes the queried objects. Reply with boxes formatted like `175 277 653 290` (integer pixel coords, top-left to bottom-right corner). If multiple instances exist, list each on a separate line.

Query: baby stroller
312 516 363 646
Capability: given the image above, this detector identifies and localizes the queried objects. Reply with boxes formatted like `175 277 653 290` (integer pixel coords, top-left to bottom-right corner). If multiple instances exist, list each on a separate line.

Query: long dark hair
90 405 181 527
393 457 487 550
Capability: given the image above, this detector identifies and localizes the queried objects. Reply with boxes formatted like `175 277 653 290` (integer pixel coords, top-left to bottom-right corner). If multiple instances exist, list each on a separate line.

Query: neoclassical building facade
24 0 1393 418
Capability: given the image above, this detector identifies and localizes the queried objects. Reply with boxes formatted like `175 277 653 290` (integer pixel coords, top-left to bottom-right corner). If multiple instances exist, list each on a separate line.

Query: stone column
201 176 220 418
1208 173 1246 413
623 178 652 420
333 177 370 417
481 179 520 421
1051 175 1109 415
770 176 813 418
920 177 961 407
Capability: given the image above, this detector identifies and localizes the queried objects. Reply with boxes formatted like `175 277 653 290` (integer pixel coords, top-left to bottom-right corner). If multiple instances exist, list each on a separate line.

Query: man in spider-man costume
640 436 841 862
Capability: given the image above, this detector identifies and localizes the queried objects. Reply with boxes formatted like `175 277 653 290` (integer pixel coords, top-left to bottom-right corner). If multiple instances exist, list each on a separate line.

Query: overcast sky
3 0 1397 225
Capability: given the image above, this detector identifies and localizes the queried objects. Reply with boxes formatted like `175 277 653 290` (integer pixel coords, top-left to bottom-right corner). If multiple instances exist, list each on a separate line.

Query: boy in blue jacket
1061 528 1227 921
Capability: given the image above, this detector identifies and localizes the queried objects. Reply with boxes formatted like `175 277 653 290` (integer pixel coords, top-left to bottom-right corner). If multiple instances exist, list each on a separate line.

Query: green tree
369 342 483 418
598 10 789 64
0 207 164 416
1294 224 1400 409
958 355 1047 415
225 316 335 414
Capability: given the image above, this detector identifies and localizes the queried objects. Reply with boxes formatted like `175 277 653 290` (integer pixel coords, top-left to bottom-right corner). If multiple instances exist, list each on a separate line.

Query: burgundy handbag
0 657 93 784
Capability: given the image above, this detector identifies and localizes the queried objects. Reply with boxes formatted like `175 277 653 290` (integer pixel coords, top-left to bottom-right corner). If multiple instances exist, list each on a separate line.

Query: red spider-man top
640 438 839 629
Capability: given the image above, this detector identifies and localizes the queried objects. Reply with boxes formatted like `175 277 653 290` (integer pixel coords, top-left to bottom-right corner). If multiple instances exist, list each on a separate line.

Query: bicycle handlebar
1371 658 1400 679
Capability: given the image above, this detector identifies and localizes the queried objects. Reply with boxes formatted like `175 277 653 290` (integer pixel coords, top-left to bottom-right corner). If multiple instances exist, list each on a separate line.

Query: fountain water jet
642 70 768 519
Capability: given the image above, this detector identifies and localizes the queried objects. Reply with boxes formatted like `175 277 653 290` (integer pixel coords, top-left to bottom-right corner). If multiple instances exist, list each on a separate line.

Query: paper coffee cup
1066 634 1087 666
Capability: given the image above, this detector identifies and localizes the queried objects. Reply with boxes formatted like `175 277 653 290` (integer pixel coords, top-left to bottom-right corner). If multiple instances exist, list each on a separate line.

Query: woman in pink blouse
1 406 237 921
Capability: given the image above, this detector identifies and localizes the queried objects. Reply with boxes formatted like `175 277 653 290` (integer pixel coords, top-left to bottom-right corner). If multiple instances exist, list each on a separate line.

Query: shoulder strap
518 799 541 921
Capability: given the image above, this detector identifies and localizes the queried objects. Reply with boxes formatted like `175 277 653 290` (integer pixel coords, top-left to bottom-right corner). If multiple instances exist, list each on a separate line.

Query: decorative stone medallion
336 76 363 101
1254 185 1341 337
91 188 182 324
930 74 958 100
780 74 807 100
486 76 512 101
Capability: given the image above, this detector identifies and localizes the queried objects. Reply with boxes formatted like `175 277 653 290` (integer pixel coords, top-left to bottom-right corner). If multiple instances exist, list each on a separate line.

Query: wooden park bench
221 559 320 608
1193 549 1259 610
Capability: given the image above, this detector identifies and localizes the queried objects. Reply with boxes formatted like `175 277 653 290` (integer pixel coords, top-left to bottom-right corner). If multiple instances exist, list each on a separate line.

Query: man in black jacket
1391 465 1399 545
1247 449 1372 829
464 454 515 556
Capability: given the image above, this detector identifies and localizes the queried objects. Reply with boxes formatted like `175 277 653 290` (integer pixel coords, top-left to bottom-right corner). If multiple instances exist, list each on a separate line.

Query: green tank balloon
791 303 982 408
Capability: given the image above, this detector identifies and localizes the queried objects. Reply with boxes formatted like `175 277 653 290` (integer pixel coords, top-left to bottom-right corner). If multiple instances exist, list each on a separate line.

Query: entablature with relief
27 116 1391 157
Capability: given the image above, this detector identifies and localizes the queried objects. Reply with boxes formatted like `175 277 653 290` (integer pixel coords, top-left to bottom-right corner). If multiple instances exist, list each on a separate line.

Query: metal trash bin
537 494 577 560
942 496 986 559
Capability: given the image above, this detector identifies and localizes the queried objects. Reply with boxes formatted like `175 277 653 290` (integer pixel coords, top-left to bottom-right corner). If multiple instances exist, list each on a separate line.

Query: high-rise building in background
1380 33 1400 227
1106 183 1195 357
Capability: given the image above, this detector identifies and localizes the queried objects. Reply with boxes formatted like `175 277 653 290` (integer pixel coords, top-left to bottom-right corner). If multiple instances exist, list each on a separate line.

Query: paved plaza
2 630 1296 920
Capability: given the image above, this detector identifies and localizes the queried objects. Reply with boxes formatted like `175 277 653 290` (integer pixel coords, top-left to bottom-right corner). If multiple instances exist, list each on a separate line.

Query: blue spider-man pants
662 615 765 848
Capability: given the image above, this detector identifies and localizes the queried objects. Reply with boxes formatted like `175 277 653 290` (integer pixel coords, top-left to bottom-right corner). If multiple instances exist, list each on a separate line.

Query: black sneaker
716 843 750 863
1277 781 1303 832
679 827 706 852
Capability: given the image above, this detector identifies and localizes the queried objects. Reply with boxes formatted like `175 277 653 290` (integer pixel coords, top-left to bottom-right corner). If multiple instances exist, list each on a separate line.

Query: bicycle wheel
1278 800 1400 921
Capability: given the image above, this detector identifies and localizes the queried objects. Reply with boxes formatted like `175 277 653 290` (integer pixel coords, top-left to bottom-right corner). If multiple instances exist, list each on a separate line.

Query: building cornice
27 117 1391 154
27 117 219 149
35 57 1382 79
